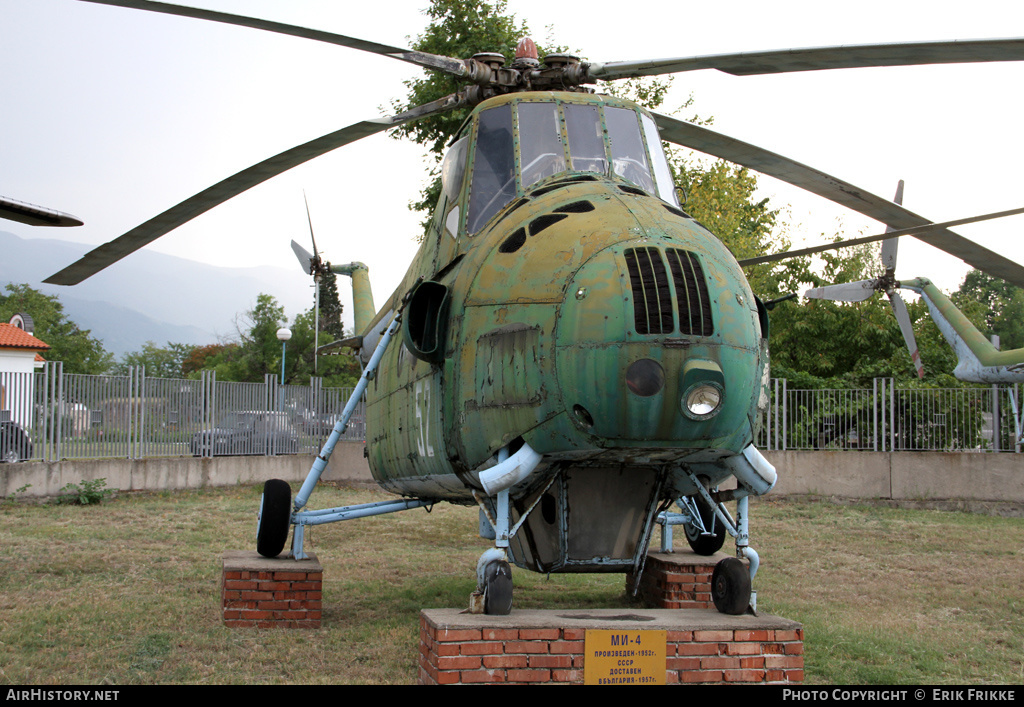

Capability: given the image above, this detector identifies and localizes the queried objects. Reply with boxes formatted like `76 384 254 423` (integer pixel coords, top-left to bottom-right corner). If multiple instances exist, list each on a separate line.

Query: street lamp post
277 327 292 385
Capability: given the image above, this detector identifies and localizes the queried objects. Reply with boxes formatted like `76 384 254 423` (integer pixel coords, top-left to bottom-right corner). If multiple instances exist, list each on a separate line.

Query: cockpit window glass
607 107 656 195
467 105 516 233
642 114 679 205
564 103 607 174
441 135 469 202
518 102 567 189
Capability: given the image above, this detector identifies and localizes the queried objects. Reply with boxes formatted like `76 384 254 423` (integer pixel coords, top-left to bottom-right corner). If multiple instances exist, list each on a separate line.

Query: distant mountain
0 230 315 357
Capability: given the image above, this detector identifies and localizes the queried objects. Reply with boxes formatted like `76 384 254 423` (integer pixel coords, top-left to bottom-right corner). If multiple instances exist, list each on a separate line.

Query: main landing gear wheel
711 557 752 615
684 497 726 556
257 479 292 558
482 559 513 616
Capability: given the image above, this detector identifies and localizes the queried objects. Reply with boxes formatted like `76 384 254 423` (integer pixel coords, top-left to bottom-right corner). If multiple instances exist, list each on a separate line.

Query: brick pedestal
419 608 803 685
629 551 728 609
221 550 322 628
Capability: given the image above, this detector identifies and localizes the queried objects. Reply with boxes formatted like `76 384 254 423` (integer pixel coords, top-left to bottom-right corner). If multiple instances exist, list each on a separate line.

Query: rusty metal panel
474 323 542 408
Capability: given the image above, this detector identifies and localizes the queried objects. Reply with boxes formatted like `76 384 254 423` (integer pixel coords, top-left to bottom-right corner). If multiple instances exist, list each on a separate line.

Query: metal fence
759 378 1022 453
1 366 1020 463
0 363 364 463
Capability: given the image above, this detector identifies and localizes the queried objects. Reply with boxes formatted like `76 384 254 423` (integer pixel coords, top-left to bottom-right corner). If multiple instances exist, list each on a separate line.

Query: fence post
265 373 278 457
200 369 216 459
872 378 879 452
48 361 63 462
781 378 788 451
888 378 896 452
131 365 145 460
1015 383 1021 454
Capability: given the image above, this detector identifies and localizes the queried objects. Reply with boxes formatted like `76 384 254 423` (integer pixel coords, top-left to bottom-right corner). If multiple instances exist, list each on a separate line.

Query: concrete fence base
2 446 1021 509
0 441 374 499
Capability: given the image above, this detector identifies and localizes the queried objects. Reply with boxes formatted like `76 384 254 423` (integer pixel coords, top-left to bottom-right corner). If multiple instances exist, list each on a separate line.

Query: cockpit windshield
464 98 678 234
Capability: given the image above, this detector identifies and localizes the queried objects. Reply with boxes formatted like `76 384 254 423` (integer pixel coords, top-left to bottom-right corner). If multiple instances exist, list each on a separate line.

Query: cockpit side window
641 114 680 206
564 104 608 175
467 105 516 234
441 135 469 203
518 102 567 189
606 107 657 195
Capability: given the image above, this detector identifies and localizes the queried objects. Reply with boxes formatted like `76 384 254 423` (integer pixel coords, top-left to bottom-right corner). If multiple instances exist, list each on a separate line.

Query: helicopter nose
553 243 756 445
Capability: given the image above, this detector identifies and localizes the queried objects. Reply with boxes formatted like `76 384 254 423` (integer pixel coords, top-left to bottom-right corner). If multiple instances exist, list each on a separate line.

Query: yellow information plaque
583 629 667 685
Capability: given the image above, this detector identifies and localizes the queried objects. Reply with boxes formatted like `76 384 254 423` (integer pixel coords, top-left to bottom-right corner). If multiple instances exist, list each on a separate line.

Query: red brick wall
629 552 719 609
418 613 803 685
221 550 322 628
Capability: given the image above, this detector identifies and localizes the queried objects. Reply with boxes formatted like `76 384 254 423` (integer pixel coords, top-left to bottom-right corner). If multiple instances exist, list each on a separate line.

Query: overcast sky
3 0 1024 321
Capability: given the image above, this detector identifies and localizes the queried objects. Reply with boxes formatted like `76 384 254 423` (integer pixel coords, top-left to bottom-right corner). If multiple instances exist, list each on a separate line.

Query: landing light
682 383 724 420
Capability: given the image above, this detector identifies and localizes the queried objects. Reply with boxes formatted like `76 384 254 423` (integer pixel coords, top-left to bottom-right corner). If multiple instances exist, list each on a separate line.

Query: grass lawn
0 483 1021 685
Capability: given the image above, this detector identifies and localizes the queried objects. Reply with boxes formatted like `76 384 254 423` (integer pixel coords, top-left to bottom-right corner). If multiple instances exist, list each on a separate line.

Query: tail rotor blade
804 280 877 302
290 239 315 274
303 191 320 260
888 290 925 378
881 180 904 272
881 237 899 273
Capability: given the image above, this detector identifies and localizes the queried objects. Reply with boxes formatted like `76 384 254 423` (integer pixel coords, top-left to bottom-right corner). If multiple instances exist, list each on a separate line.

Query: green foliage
953 269 1024 350
389 0 553 225
57 478 112 506
178 293 359 388
317 268 345 340
3 484 32 505
114 341 192 378
0 284 114 374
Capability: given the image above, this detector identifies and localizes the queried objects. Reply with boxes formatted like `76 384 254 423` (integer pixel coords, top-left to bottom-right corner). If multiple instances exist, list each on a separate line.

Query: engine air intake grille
666 248 714 336
623 247 714 337
623 248 674 335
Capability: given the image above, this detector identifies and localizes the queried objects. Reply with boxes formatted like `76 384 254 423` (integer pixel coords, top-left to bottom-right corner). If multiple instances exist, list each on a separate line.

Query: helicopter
804 181 1024 385
39 0 1024 616
801 181 1024 445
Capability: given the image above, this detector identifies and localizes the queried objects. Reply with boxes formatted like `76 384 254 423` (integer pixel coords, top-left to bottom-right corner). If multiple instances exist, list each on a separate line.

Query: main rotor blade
45 92 468 285
805 280 878 302
0 195 83 228
586 38 1024 81
654 113 1024 286
739 205 1024 267
78 0 469 77
888 289 925 378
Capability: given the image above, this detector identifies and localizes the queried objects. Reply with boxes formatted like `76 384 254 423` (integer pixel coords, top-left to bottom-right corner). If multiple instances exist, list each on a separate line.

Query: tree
953 269 1023 350
181 342 243 379
115 341 192 378
182 294 360 387
0 284 113 374
317 267 345 340
389 0 547 222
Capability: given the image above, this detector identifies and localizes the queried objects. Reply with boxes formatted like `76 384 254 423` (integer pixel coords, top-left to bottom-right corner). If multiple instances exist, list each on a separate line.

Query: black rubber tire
483 559 513 616
684 498 726 555
256 479 291 558
711 557 751 615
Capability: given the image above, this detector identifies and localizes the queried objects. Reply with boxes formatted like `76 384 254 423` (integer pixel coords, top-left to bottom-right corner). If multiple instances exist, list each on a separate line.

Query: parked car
0 421 33 463
301 412 345 436
190 411 300 457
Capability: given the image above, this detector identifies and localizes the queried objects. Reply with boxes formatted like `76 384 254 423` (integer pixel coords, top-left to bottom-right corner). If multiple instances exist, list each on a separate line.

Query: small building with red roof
0 315 50 426
0 321 50 373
